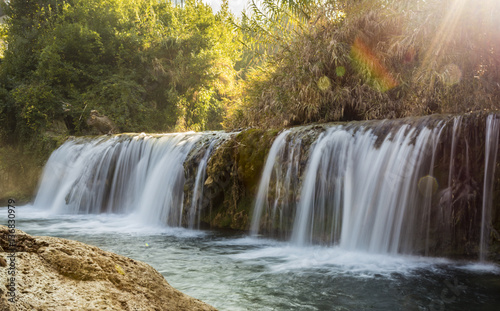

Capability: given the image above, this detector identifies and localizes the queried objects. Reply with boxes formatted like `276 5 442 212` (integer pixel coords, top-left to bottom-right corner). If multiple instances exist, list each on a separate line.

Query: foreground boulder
0 226 216 311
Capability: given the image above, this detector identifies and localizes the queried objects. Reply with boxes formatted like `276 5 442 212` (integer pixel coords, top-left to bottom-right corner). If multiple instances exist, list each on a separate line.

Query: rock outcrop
0 226 216 311
86 110 118 134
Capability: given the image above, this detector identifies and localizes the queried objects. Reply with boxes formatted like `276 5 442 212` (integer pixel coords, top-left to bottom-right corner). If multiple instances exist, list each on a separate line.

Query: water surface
13 206 500 311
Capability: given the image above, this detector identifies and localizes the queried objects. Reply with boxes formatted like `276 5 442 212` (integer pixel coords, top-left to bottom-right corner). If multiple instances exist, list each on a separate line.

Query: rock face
197 128 281 230
0 226 216 311
86 110 118 134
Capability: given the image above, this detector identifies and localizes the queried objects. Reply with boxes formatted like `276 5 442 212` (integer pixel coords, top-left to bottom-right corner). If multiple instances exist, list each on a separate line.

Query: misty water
12 114 500 310
15 205 500 311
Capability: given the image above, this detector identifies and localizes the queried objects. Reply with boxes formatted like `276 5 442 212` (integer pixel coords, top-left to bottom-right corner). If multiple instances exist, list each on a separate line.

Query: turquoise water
10 206 500 311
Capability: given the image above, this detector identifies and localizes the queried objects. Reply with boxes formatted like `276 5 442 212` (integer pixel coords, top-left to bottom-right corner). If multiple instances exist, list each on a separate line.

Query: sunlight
417 0 499 87
419 0 467 82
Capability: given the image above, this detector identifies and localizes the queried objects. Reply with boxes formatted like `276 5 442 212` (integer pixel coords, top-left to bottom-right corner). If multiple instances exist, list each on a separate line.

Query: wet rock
0 226 216 311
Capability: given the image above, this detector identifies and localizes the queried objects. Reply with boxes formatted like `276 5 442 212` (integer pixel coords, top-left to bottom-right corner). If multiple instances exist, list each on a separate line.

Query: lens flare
350 37 398 92
336 66 346 77
418 0 468 86
441 63 462 85
317 75 331 92
418 175 438 197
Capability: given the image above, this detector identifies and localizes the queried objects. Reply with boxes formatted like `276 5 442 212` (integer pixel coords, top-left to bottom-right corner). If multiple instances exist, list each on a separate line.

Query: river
15 205 500 311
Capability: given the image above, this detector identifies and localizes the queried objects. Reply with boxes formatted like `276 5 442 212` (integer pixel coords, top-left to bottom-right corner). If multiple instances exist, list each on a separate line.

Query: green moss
235 128 280 192
199 128 282 231
219 215 232 228
236 195 254 214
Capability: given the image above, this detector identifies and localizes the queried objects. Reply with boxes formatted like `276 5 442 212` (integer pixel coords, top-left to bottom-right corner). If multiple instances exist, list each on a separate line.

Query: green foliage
240 0 316 49
3 0 498 138
82 74 147 131
12 82 57 133
0 0 243 143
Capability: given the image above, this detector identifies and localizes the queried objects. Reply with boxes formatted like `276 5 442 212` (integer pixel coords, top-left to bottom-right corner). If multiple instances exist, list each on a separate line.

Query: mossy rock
234 128 280 192
199 128 281 230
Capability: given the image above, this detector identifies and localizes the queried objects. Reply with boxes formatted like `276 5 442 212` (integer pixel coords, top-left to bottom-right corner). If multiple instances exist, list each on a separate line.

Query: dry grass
229 0 500 129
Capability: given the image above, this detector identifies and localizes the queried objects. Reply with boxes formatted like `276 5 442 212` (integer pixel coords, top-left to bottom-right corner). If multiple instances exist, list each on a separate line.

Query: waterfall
282 121 433 251
290 128 351 246
250 127 318 238
291 123 442 252
33 132 226 227
480 115 500 261
188 139 217 229
252 114 500 257
250 130 291 235
34 113 500 258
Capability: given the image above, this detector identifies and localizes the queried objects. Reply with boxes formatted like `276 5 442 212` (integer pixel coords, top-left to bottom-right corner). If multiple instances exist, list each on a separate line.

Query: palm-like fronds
229 0 500 129
238 0 320 60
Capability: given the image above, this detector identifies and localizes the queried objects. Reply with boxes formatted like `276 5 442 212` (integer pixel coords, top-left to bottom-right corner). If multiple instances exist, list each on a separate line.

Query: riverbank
0 226 216 310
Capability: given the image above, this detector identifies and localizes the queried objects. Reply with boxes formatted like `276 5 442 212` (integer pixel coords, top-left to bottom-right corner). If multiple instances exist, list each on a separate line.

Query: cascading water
251 120 445 251
251 114 500 257
33 132 228 227
292 122 443 253
251 130 292 235
33 113 500 258
250 127 319 238
480 115 500 261
187 139 217 229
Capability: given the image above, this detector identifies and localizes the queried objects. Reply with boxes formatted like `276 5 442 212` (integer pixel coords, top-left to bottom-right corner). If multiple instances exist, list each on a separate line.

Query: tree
0 0 243 141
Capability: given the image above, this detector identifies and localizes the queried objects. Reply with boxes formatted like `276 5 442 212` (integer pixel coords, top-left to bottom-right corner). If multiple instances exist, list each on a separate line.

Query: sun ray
418 0 468 89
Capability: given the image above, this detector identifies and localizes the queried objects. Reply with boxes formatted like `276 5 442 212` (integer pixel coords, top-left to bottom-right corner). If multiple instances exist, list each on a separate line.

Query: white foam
213 236 281 247
456 262 500 274
231 243 451 278
17 206 206 238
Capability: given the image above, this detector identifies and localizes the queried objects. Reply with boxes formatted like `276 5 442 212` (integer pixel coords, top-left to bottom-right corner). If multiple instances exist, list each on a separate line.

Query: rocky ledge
0 226 216 311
